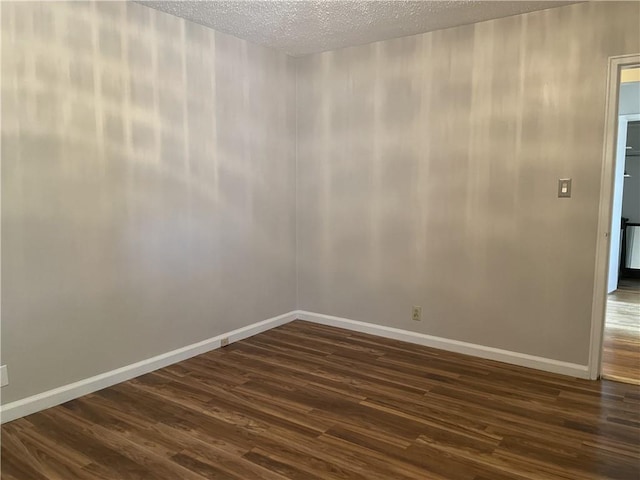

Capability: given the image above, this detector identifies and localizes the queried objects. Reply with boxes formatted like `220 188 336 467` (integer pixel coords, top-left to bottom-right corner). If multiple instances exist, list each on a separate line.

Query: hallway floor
603 278 640 385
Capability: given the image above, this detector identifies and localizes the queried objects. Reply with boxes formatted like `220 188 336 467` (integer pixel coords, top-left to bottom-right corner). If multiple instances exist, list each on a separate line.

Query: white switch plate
1 365 8 387
558 178 572 198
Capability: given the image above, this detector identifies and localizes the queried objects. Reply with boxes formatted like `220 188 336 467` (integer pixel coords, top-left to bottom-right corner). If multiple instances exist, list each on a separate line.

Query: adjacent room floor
2 321 639 480
603 277 640 385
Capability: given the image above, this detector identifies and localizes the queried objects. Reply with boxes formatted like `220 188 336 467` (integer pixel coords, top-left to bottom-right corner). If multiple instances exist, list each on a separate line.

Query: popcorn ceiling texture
137 0 576 56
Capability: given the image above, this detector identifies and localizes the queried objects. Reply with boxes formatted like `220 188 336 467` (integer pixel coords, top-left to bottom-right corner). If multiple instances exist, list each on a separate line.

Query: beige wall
1 1 296 403
3 1 639 407
296 2 640 365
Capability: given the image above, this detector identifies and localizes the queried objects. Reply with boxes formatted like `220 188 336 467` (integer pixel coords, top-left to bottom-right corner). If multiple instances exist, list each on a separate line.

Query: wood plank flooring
603 278 640 385
2 320 640 480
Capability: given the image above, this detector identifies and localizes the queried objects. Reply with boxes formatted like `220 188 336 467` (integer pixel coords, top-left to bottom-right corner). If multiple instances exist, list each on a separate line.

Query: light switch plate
558 178 572 198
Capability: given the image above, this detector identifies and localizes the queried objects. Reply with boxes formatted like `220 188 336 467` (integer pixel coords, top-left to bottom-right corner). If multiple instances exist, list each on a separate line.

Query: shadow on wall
1 1 296 404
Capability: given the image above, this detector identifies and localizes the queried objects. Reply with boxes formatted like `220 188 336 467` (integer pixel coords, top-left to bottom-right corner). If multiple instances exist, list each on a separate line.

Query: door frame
588 54 640 380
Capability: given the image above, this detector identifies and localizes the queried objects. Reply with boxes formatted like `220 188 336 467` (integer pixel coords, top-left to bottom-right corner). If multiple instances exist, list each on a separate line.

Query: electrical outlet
1 365 8 387
412 306 422 322
220 337 230 347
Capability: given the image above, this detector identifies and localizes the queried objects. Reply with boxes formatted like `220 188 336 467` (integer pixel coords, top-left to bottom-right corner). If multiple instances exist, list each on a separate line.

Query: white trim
298 311 590 379
2 305 597 424
589 54 640 380
0 311 298 424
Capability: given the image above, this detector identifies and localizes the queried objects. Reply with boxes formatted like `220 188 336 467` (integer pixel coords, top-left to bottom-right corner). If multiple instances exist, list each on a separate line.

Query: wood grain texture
603 278 640 385
3 320 640 479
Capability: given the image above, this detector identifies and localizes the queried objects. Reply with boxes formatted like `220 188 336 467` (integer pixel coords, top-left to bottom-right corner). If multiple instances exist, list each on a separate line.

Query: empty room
1 1 639 479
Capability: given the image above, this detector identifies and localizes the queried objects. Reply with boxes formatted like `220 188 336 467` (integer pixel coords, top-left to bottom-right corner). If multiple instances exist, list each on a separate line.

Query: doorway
604 111 640 384
589 56 640 383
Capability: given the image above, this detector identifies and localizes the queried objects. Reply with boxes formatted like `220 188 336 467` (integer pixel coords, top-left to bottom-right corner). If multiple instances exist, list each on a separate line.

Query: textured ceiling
136 1 578 56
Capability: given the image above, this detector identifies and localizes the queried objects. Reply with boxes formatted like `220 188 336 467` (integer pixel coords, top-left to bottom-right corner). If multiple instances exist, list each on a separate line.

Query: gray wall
296 2 640 365
1 1 296 404
3 1 639 407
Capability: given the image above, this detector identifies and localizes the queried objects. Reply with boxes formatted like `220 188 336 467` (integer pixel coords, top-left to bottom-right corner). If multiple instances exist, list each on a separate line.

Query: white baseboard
296 311 590 379
0 311 298 424
1 309 591 424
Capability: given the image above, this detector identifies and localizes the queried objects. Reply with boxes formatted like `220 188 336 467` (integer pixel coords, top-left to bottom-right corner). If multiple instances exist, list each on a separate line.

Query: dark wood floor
2 320 640 480
603 278 640 385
